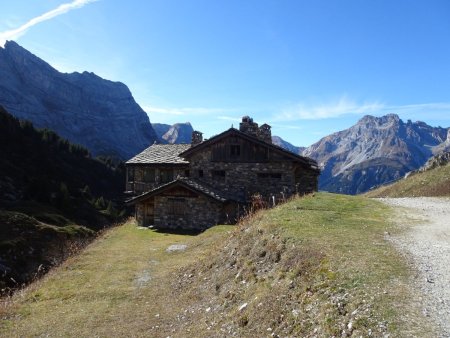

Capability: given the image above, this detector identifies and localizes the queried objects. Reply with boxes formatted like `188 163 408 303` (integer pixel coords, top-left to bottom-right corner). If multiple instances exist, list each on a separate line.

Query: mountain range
301 114 450 194
2 41 449 195
0 41 158 160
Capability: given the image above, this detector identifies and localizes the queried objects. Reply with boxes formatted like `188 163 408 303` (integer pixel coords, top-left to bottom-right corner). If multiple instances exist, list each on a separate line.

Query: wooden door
144 199 154 226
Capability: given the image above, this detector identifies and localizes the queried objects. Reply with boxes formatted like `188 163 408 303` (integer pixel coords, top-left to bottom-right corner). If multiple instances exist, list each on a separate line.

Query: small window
127 167 135 182
256 147 269 161
184 170 190 177
198 169 204 178
168 197 186 215
143 168 155 183
160 169 174 183
230 145 241 158
212 170 226 180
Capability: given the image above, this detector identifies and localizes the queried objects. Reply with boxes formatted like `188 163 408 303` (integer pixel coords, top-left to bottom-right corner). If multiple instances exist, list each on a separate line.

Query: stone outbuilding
126 116 320 230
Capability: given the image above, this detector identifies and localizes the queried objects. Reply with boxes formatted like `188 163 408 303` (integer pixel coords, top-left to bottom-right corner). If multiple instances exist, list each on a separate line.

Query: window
230 145 241 158
127 167 135 182
184 170 190 177
143 168 155 182
168 197 186 215
257 172 282 179
256 147 269 161
212 170 226 180
198 169 204 178
160 169 174 183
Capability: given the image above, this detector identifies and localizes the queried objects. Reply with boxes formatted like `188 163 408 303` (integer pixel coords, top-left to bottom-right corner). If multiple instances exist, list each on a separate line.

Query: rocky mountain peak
302 114 449 194
152 122 194 144
0 41 158 160
357 114 401 128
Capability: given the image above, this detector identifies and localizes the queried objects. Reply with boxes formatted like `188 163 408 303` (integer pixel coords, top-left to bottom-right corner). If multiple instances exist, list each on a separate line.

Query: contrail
0 0 98 47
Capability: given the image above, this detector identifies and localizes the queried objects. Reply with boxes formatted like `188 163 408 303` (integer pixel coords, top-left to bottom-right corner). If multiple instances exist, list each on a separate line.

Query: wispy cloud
276 96 384 121
143 105 239 118
275 96 450 122
216 116 241 122
0 0 98 47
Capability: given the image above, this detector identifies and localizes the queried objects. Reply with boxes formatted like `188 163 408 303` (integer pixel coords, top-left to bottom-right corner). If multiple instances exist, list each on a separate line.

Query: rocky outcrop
302 114 449 194
271 136 305 154
432 129 450 155
152 123 171 142
418 152 450 173
152 122 194 144
0 41 158 160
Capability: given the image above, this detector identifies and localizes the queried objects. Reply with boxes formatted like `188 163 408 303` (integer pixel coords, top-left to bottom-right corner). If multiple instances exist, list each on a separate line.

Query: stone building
126 116 320 230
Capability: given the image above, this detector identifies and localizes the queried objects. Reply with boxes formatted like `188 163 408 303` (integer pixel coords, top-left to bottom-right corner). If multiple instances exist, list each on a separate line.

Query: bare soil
379 197 450 337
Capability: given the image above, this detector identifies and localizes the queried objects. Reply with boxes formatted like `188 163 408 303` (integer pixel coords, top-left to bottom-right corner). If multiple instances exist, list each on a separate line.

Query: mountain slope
152 122 194 144
0 41 157 160
302 114 449 194
272 135 305 154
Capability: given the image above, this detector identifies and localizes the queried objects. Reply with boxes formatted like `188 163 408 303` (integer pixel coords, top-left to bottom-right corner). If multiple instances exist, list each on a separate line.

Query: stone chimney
191 130 203 145
258 123 272 144
239 116 272 144
239 116 259 137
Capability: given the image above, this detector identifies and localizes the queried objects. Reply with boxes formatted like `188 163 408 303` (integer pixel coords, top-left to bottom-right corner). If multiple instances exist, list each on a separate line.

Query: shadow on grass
152 227 204 236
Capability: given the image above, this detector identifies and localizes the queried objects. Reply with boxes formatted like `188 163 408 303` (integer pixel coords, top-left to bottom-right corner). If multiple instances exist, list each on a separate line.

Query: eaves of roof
126 178 244 205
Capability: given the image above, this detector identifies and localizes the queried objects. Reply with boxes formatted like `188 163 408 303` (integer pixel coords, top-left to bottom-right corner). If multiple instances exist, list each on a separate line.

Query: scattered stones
135 270 151 287
166 244 187 252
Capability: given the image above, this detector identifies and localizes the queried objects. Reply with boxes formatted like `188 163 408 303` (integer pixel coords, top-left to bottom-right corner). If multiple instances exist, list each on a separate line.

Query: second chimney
191 131 203 145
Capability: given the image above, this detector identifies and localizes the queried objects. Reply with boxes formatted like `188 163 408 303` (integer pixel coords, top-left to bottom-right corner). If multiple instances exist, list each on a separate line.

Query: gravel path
379 197 450 337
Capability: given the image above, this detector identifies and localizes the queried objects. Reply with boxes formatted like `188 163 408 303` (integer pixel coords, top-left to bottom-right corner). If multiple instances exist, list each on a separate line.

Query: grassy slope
0 193 431 337
366 163 450 197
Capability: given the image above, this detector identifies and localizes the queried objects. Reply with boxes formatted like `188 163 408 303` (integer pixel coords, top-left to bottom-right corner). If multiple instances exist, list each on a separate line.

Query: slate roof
126 143 191 165
126 178 244 205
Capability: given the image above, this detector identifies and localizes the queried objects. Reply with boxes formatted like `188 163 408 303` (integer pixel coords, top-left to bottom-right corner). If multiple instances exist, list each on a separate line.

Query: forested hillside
0 106 125 291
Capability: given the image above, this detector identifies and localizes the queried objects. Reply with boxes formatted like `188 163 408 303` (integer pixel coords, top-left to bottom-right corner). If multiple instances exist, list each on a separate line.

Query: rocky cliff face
302 114 449 194
0 41 158 160
152 122 194 144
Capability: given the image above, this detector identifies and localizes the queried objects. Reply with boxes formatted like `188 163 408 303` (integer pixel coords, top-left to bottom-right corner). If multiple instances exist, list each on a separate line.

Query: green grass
0 220 232 337
366 163 450 197
0 193 431 337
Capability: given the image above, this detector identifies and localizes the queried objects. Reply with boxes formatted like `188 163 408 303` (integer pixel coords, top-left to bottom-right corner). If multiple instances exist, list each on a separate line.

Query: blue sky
1 0 450 147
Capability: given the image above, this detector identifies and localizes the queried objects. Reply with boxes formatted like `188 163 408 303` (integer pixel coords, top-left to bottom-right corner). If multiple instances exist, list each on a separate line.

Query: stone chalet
125 116 320 230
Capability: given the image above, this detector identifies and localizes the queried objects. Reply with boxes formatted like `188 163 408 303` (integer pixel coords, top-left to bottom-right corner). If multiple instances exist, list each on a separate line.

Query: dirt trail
379 197 450 338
